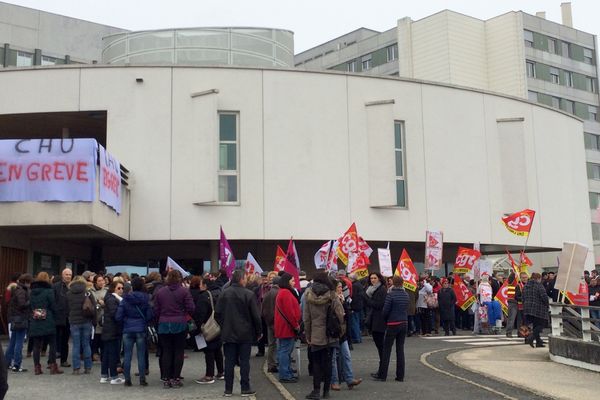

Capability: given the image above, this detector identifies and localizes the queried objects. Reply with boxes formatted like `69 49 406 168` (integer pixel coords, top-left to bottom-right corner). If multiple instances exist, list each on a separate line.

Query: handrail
549 303 600 343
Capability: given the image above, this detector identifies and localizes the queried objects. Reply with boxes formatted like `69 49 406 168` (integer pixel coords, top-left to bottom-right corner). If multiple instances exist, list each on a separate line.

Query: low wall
549 335 600 372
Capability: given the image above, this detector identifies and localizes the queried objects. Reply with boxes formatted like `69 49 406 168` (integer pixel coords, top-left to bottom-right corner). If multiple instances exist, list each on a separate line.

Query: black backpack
325 301 341 339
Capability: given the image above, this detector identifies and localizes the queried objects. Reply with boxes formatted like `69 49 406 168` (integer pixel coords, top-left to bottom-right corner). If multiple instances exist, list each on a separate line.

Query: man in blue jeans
6 274 32 372
216 270 263 397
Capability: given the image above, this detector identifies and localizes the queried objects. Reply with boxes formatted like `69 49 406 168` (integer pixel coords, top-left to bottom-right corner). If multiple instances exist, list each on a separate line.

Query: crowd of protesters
1 263 590 399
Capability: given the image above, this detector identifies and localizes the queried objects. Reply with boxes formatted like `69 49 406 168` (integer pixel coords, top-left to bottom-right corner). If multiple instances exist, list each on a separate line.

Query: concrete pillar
535 12 546 19
561 2 573 28
396 17 413 78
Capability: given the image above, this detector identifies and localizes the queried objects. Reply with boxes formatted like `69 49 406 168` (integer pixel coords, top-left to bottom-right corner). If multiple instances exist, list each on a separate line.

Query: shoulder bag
201 291 221 342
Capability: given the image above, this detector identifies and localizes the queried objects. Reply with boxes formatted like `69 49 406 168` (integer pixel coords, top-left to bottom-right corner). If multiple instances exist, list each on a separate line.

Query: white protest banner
314 240 338 271
425 230 443 270
378 248 393 277
0 138 97 202
99 144 122 214
477 259 493 280
166 256 190 278
556 242 588 295
244 252 263 275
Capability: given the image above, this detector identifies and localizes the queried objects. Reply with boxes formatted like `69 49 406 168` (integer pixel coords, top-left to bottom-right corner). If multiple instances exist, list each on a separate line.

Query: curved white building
0 64 593 273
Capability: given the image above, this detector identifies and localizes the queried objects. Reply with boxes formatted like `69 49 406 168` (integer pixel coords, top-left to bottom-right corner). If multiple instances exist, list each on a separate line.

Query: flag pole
324 240 333 271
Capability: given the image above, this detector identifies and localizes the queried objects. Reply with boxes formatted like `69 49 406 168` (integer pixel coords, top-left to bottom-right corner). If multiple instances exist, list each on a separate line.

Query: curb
263 360 297 400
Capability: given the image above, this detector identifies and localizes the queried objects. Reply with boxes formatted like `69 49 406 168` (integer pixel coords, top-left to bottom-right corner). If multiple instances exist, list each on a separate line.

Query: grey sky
5 0 599 53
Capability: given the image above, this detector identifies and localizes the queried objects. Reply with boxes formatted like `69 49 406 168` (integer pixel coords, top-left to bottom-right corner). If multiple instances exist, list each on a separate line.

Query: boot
50 363 64 375
305 390 320 400
34 365 43 375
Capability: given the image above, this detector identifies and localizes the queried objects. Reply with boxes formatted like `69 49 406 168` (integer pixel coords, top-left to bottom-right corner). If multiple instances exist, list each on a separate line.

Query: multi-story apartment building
296 3 600 268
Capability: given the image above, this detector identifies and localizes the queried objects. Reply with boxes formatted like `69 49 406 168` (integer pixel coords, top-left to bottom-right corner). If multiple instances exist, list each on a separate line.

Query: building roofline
0 63 583 123
295 27 380 56
102 26 294 40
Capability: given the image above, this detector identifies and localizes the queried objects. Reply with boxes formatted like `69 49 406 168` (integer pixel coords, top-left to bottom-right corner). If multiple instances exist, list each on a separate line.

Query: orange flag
274 245 286 271
337 223 358 265
394 249 418 291
501 209 535 236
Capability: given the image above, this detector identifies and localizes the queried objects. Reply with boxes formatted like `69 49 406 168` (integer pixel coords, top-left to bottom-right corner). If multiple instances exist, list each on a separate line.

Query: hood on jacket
306 282 333 305
124 291 149 306
30 281 52 291
68 281 87 295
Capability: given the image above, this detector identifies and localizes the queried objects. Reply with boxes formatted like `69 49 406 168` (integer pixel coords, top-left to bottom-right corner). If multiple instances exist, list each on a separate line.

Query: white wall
0 66 593 266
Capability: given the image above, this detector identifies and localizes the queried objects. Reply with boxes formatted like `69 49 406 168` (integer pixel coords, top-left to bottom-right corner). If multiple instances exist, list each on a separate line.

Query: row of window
524 30 595 65
216 113 407 207
528 91 598 121
526 60 596 93
333 44 398 73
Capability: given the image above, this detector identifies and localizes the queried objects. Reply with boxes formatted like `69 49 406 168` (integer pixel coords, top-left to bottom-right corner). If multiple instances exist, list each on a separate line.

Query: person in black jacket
438 278 457 336
6 274 32 372
364 272 387 377
349 274 365 344
53 268 72 368
373 276 409 382
194 276 224 384
215 270 262 397
100 280 124 384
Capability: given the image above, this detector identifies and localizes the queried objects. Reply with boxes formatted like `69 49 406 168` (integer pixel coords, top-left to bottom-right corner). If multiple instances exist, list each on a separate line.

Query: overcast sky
5 0 600 53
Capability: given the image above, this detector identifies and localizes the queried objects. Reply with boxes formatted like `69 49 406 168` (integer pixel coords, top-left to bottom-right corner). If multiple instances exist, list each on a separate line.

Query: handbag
82 292 96 318
201 291 221 342
425 293 438 309
518 324 531 338
276 306 301 339
187 318 198 333
32 308 47 320
134 305 158 344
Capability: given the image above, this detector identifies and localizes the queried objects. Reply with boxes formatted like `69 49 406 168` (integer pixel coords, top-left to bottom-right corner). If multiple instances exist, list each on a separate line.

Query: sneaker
241 389 257 397
110 377 125 385
216 373 225 380
11 367 27 373
223 392 232 398
60 362 71 368
100 377 109 383
163 380 172 389
124 379 132 387
171 379 183 388
195 376 215 384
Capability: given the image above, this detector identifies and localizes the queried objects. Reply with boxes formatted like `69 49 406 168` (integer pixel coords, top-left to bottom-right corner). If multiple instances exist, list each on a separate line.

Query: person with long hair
116 277 153 386
67 275 95 374
365 272 387 378
193 275 224 384
100 280 124 384
274 272 301 383
91 274 107 362
29 272 63 375
154 269 195 389
303 271 344 400
6 273 32 373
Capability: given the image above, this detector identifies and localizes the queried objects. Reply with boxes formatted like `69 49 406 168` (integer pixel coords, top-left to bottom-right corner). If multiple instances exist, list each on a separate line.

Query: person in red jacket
274 272 300 383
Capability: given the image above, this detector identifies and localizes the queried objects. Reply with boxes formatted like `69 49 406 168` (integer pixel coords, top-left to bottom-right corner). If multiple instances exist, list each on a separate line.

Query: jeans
349 312 362 343
224 343 251 392
123 332 147 381
442 320 456 335
159 331 187 380
419 308 432 334
32 334 56 365
266 325 277 369
372 331 385 365
70 322 93 370
331 340 354 385
378 324 407 380
277 338 295 380
5 328 26 368
101 339 120 379
590 309 600 328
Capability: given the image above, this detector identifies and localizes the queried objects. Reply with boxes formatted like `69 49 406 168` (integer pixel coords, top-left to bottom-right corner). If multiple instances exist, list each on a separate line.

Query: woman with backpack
303 272 344 400
67 275 96 375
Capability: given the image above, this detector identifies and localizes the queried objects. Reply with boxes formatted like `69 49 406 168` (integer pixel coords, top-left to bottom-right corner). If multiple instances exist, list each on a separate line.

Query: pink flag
285 238 301 290
220 226 236 278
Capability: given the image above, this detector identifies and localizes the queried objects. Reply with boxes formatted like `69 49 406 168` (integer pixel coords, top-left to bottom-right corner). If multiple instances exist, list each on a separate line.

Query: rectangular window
585 133 600 151
386 45 397 62
587 162 600 180
562 99 574 114
584 48 594 64
218 112 239 203
589 105 598 121
527 91 538 102
561 42 571 58
550 67 560 84
16 51 33 67
526 61 535 78
565 71 574 87
593 223 600 241
586 77 596 93
394 121 407 207
548 38 557 54
362 54 372 70
551 96 560 108
524 30 534 47
347 60 357 72
41 56 57 66
590 192 600 209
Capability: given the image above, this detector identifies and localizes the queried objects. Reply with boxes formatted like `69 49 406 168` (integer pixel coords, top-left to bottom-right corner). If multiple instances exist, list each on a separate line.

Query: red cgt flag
502 209 536 237
453 247 481 274
453 276 476 311
274 245 286 272
394 249 418 291
337 223 358 265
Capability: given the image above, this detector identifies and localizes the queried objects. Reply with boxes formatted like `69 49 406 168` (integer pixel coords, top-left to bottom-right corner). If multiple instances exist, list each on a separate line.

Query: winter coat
261 285 279 326
274 287 301 339
52 280 70 326
28 281 56 337
67 282 95 326
438 287 457 321
116 291 153 334
350 280 365 312
303 282 344 348
382 287 409 325
92 287 107 333
153 283 195 324
416 282 432 309
523 280 549 320
590 285 600 307
8 283 30 330
192 289 220 347
215 283 262 344
406 288 417 316
101 293 122 341
365 284 387 333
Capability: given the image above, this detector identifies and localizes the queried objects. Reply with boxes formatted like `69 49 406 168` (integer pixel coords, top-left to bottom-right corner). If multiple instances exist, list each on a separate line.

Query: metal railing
549 303 600 342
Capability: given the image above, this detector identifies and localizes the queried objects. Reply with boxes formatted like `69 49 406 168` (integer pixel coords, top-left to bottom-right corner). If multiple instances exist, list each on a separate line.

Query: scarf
366 282 381 298
113 293 123 302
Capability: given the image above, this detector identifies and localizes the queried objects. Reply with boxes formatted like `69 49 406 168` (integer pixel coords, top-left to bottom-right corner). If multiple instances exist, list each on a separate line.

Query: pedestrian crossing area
420 334 549 346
